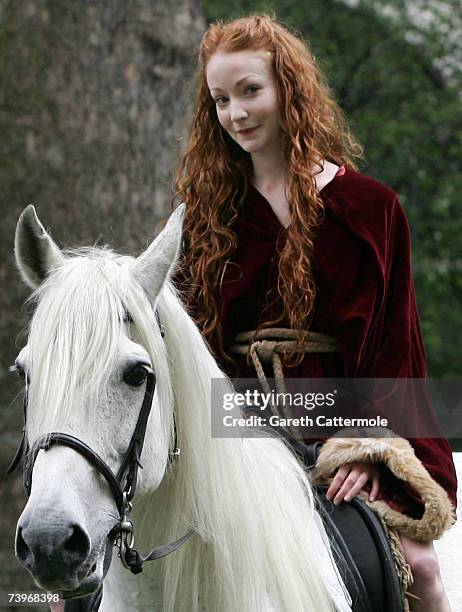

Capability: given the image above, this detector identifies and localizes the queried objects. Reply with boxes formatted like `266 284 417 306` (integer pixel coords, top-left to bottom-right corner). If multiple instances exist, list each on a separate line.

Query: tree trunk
0 0 205 603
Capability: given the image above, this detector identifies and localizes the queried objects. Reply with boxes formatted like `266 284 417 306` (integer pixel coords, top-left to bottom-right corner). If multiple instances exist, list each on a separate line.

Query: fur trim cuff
311 428 455 541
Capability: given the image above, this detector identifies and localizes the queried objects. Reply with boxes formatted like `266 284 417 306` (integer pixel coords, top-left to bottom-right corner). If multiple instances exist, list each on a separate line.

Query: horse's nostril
16 521 91 574
16 526 33 569
62 524 91 561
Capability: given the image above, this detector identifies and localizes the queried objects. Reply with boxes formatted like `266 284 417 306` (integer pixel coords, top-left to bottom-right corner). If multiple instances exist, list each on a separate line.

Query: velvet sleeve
327 190 457 514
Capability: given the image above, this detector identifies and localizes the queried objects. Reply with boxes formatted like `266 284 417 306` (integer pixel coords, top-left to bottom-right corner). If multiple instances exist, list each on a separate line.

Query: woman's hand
325 462 381 505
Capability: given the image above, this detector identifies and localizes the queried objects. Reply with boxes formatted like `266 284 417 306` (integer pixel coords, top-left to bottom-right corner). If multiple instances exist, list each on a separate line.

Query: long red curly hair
174 15 363 364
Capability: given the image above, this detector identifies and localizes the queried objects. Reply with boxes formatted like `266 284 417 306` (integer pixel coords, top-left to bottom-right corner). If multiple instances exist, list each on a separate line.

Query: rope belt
231 328 338 394
230 328 339 437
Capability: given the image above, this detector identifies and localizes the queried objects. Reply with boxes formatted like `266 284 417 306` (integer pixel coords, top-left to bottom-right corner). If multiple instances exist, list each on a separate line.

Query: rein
8 316 194 577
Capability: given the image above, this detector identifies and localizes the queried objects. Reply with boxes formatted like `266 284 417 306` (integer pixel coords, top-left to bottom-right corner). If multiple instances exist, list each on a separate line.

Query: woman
174 15 457 611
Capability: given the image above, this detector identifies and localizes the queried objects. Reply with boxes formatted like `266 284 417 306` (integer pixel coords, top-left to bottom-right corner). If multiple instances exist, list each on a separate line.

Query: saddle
293 440 404 612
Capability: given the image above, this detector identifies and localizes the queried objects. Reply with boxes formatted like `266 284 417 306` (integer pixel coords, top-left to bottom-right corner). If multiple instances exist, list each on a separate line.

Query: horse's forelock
25 249 138 437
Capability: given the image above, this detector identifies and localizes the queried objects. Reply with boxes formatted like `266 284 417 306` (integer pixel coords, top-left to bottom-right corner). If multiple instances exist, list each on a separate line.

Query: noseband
8 317 193 577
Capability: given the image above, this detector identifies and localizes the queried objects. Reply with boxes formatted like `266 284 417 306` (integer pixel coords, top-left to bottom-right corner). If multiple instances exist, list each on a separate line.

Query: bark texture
0 0 205 602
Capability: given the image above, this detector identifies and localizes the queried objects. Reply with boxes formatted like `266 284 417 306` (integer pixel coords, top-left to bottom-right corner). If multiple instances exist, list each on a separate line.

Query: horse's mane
25 247 334 612
156 286 334 611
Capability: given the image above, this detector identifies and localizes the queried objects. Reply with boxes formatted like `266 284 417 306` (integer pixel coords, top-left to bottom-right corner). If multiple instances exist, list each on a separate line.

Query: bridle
8 314 194 580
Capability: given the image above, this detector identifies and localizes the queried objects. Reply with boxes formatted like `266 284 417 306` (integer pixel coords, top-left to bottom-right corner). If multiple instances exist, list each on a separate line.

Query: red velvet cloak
204 166 457 515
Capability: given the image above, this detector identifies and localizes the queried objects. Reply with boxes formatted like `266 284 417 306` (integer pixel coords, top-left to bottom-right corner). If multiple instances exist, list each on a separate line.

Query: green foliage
200 0 462 379
202 0 279 22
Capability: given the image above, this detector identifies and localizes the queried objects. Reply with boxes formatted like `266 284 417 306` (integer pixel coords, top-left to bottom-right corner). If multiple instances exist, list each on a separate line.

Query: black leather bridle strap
7 389 28 474
142 529 194 561
24 433 125 515
116 370 156 500
7 428 26 474
122 528 195 575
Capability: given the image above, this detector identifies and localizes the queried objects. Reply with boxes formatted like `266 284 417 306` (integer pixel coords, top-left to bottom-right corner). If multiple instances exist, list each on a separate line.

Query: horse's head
12 204 184 598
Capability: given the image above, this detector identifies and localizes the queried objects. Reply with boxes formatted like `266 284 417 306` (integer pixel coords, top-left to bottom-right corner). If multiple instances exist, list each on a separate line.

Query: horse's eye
123 364 149 387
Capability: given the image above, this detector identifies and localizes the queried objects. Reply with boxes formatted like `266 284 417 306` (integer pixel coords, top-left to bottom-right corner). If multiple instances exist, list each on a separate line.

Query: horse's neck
102 558 163 612
101 486 173 612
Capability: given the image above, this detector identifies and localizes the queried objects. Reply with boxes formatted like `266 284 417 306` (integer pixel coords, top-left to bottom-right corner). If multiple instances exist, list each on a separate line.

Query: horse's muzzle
15 515 97 591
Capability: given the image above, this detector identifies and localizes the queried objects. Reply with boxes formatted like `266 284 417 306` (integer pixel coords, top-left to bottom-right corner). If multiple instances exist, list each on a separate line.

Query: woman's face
206 49 281 157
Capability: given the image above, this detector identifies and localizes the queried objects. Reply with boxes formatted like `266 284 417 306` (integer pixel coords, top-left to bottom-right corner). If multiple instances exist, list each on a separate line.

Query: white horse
11 205 462 612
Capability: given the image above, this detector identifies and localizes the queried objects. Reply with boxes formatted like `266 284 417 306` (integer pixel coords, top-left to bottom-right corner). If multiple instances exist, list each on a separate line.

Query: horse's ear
15 205 65 289
131 204 185 302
